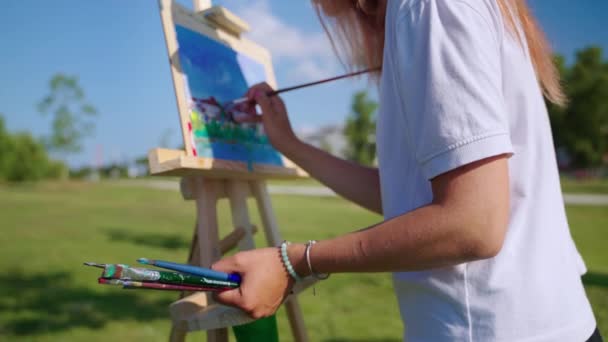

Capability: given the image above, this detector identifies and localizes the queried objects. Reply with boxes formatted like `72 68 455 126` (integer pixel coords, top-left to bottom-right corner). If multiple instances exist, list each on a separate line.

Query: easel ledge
148 148 308 179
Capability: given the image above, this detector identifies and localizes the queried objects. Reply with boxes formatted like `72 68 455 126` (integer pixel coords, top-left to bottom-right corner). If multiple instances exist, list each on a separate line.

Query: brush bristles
137 258 153 265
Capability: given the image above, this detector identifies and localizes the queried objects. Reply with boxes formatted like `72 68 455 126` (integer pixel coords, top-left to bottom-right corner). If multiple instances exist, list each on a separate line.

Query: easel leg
227 180 281 341
169 220 200 342
188 223 200 267
284 297 308 342
226 181 256 250
193 178 228 342
251 181 309 342
169 324 187 342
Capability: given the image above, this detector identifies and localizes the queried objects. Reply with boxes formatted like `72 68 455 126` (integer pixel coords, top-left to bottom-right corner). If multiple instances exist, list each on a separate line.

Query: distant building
298 125 347 158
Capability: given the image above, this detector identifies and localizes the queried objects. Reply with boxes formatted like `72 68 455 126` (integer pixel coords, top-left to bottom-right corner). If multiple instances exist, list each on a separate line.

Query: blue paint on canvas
175 24 283 167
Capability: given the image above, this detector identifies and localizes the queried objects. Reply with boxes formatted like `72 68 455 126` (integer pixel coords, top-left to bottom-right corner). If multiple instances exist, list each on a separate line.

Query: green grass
561 177 608 194
268 178 323 187
0 181 606 341
271 176 608 194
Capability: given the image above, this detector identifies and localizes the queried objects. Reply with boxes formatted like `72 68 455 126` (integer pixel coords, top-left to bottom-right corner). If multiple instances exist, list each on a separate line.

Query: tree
37 74 97 155
343 91 378 166
548 46 608 168
135 155 150 175
4 132 51 182
0 113 66 182
0 115 12 177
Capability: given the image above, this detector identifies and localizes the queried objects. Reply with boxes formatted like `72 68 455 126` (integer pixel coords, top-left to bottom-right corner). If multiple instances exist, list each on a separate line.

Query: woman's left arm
296 154 510 274
212 154 510 318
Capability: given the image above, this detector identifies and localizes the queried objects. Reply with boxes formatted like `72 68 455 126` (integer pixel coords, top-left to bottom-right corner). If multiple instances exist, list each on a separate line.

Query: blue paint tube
137 258 241 284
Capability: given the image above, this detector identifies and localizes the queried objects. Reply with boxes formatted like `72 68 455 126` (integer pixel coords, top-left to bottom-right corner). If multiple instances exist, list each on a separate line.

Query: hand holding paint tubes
211 246 297 319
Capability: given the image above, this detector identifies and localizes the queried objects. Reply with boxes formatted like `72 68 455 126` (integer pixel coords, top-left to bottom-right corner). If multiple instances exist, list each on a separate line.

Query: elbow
469 227 506 259
461 213 509 260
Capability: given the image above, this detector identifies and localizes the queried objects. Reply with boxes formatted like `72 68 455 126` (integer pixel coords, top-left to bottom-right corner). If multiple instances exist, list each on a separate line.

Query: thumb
255 91 274 116
211 255 240 273
214 288 242 307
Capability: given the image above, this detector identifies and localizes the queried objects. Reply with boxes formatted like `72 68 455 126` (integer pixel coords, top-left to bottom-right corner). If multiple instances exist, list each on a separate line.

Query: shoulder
391 0 504 35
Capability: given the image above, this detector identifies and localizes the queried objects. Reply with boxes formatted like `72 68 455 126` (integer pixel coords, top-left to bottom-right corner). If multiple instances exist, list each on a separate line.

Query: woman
213 0 602 340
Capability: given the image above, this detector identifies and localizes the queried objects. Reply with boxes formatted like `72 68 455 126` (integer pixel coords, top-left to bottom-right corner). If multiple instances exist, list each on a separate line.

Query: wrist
277 135 304 160
287 243 310 278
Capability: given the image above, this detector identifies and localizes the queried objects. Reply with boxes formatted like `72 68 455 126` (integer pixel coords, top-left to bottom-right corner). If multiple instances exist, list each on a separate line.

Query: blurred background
0 0 606 341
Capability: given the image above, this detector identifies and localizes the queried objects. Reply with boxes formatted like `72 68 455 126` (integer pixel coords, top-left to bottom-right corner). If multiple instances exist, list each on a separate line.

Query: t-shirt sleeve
394 0 513 180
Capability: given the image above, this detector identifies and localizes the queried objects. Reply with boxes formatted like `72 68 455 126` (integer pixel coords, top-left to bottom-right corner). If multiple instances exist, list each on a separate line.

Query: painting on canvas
173 23 283 167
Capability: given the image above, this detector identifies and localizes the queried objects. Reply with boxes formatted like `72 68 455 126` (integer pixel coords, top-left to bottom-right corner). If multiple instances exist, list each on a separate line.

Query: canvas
159 1 284 168
176 26 283 166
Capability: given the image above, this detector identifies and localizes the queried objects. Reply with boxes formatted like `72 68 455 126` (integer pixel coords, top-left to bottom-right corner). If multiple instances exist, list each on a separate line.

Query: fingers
232 111 262 123
239 82 280 120
234 102 257 117
243 82 289 118
246 82 283 112
214 289 263 319
227 101 259 123
269 95 287 113
212 248 286 320
246 82 274 101
214 288 242 307
255 91 275 116
212 254 248 309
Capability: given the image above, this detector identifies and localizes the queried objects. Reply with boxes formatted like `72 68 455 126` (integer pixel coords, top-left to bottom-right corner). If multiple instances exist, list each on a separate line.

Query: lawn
270 176 608 194
0 181 606 341
561 177 608 194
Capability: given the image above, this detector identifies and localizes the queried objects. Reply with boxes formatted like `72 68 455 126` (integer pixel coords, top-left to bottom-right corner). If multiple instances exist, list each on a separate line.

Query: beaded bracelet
305 240 330 280
280 241 302 282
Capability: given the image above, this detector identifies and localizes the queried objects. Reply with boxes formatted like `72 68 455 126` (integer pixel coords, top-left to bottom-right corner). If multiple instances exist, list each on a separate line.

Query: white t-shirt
376 0 596 341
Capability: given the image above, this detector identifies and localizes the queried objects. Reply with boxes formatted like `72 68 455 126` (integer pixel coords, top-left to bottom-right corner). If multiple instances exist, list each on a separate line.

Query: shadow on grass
0 269 173 336
105 227 189 250
583 272 608 288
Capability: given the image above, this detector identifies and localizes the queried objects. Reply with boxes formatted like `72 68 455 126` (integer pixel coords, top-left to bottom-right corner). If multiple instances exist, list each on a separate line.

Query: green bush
0 115 67 182
0 117 12 177
4 132 51 182
45 159 69 179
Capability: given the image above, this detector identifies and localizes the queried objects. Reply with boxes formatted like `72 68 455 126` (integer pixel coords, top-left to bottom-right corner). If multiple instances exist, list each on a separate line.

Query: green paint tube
233 315 279 342
102 264 238 288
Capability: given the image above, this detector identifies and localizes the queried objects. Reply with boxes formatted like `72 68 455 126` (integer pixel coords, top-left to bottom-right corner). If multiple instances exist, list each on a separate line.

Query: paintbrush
95 263 239 288
137 258 242 284
98 278 231 292
226 66 380 107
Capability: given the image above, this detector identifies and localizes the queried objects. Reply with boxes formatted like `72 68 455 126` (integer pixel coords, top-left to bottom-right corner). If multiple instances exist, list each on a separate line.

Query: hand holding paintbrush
226 67 379 152
226 67 379 124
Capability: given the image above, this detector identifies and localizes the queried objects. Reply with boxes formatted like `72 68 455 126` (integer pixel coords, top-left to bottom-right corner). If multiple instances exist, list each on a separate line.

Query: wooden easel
156 174 310 342
151 1 313 341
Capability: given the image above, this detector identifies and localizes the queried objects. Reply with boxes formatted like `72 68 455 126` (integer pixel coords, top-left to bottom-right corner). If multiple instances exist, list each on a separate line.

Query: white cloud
224 0 340 82
238 2 331 59
290 59 332 81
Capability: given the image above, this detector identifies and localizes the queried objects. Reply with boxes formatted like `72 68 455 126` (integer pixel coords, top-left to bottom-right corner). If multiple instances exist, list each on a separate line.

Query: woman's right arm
281 137 382 215
239 83 382 215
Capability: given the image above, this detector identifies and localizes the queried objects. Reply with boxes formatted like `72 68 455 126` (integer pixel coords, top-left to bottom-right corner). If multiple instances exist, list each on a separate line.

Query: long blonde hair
313 0 566 106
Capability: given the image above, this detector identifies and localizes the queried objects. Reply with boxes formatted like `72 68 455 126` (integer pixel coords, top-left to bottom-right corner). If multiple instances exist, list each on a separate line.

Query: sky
0 0 607 167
